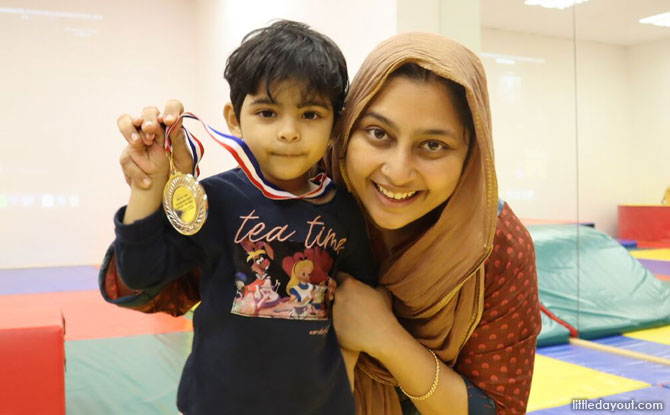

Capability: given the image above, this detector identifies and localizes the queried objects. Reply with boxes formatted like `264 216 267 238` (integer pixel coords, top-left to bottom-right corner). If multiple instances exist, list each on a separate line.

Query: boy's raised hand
117 100 194 190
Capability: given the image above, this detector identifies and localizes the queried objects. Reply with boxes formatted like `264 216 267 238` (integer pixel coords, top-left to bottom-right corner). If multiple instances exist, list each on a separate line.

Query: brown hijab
332 32 499 414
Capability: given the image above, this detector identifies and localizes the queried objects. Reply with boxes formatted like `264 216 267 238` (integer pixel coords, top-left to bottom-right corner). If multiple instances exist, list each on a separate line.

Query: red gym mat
0 290 192 341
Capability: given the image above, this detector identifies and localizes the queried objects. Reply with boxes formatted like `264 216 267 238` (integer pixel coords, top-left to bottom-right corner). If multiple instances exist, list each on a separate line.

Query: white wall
397 0 481 52
0 0 197 268
574 39 633 236
481 28 649 237
627 38 670 205
482 29 579 224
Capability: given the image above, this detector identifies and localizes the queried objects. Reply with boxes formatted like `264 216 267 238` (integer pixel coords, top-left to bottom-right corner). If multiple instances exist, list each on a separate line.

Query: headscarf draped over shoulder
332 32 499 414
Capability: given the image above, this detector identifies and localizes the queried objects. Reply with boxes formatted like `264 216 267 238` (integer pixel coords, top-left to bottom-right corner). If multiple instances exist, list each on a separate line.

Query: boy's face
224 79 334 195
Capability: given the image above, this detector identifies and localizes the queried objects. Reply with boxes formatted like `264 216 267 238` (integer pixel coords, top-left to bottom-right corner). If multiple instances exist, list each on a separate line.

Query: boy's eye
366 127 388 140
257 110 276 118
420 140 448 152
302 111 321 120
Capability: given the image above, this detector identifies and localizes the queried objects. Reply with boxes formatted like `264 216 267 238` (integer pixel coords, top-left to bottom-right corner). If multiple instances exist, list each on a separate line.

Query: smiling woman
345 66 471 233
328 32 540 415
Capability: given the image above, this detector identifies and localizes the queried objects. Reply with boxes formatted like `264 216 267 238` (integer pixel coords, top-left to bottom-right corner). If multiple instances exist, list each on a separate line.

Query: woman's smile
345 76 469 231
372 181 421 203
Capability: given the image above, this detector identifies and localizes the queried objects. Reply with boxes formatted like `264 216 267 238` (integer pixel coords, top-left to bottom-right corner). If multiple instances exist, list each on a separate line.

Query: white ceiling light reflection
64 27 98 37
498 74 522 103
0 193 82 208
496 57 516 65
523 0 589 10
480 52 546 65
639 12 670 28
41 194 55 208
0 7 103 21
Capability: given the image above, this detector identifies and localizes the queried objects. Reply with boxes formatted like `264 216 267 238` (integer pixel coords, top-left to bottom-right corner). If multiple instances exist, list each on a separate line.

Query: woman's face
345 76 470 230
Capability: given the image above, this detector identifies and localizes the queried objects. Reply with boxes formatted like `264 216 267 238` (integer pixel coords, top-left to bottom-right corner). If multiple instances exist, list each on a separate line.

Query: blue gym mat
0 266 99 295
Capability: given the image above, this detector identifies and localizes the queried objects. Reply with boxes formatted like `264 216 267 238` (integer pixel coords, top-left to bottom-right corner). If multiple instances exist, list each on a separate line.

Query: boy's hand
117 100 194 190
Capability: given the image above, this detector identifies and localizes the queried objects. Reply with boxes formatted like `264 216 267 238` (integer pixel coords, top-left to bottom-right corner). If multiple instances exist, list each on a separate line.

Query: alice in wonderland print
230 210 347 321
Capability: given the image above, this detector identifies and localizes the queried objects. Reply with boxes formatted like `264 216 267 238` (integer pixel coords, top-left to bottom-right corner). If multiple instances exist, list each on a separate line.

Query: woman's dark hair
389 63 475 147
224 20 348 121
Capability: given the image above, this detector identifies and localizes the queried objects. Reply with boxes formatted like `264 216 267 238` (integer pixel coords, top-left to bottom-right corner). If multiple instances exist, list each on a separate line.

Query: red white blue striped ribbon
162 115 204 178
164 112 334 200
183 127 204 178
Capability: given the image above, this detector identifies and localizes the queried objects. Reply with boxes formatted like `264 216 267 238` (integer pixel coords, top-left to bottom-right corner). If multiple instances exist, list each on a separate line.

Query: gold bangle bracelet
399 348 440 401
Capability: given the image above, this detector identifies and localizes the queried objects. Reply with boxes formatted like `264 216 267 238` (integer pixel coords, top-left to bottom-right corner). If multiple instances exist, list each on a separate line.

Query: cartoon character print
231 237 337 320
277 247 336 320
231 239 281 316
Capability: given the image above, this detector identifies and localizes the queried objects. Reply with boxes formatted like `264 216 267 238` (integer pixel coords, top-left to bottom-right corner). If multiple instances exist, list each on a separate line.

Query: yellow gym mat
624 325 670 345
527 354 649 411
630 249 670 261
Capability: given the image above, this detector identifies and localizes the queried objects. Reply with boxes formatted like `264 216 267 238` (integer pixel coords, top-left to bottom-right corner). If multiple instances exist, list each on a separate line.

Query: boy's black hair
224 20 348 121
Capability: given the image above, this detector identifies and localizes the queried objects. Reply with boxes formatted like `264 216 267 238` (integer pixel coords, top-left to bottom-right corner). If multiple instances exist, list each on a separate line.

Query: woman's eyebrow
418 127 459 138
365 111 398 130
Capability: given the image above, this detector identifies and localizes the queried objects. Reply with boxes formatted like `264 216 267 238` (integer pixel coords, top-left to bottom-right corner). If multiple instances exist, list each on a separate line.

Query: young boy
110 21 375 415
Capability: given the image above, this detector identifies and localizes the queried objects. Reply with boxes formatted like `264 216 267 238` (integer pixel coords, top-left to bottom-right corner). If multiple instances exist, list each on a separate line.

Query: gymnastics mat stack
618 204 670 247
0 305 66 414
530 224 670 343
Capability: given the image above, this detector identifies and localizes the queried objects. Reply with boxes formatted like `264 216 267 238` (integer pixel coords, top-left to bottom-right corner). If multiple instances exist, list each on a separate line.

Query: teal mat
530 224 670 339
537 308 571 347
66 332 192 415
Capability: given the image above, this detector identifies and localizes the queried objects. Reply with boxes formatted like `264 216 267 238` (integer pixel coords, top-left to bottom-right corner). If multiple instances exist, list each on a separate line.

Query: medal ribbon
164 112 334 200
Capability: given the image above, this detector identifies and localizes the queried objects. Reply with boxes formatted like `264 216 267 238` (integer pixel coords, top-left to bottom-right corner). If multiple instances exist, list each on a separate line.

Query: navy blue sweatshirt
113 168 376 415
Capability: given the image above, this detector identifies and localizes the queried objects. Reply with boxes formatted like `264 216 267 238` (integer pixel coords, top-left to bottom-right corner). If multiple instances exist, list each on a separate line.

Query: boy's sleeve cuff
113 206 165 244
98 244 160 307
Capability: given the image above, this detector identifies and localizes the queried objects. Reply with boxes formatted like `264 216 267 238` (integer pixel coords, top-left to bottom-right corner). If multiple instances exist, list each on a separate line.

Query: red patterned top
455 202 541 415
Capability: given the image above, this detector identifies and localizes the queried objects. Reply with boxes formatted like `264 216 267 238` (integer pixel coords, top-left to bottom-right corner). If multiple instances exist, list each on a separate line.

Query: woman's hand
332 274 399 358
117 99 193 190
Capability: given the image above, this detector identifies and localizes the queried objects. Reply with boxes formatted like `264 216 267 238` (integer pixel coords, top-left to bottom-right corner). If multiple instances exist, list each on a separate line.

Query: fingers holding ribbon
159 99 185 127
117 113 144 149
160 100 193 176
116 105 171 190
140 106 163 147
119 146 152 189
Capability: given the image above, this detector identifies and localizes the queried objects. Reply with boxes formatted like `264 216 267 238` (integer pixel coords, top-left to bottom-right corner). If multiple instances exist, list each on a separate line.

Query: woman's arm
454 205 541 415
375 315 469 415
333 278 468 415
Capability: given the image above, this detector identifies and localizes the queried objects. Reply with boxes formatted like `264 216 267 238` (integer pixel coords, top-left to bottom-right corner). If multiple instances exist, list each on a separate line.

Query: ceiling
480 0 670 46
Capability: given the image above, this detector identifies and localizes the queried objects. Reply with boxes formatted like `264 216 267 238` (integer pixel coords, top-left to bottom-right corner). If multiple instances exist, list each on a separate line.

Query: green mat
530 224 670 340
536 308 571 347
66 332 192 415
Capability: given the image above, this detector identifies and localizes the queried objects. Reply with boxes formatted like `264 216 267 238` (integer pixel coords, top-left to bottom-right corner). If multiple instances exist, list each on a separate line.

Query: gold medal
163 154 208 235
